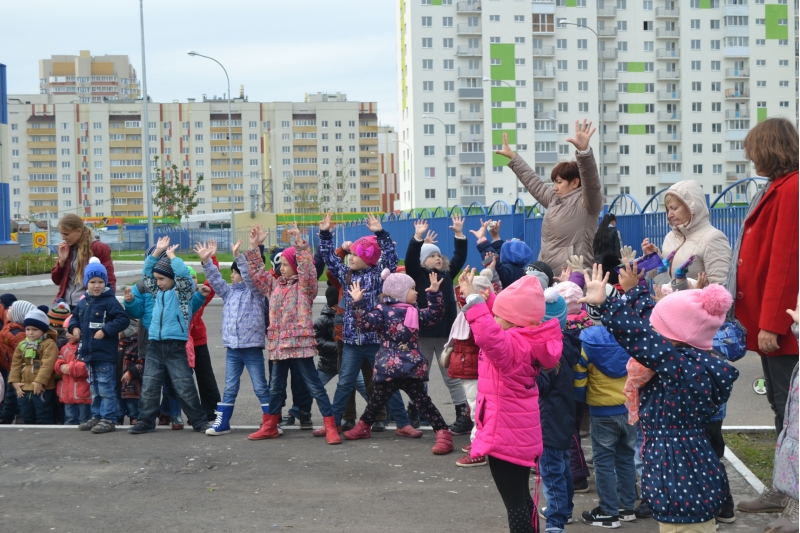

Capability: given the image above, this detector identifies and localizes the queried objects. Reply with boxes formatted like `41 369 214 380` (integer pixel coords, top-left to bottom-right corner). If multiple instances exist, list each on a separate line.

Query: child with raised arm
243 223 339 444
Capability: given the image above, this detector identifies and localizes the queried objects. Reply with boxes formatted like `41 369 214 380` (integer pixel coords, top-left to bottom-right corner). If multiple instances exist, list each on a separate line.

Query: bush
0 254 58 277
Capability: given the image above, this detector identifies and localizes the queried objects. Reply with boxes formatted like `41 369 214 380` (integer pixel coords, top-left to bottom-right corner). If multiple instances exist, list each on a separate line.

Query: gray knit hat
472 268 495 295
152 256 175 280
10 300 36 325
420 243 441 264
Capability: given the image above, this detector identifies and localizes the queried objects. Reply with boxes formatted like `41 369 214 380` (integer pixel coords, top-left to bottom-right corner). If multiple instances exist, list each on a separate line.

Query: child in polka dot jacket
580 263 739 533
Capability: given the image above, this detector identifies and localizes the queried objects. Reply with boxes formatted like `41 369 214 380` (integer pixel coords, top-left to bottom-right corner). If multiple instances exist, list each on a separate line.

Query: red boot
248 413 281 440
396 424 423 438
343 420 372 441
313 420 340 437
431 429 454 455
323 416 341 445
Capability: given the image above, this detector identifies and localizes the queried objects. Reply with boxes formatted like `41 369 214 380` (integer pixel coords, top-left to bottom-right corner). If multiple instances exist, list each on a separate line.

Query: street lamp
187 50 236 240
396 139 414 211
138 0 155 247
558 20 605 195
421 114 450 211
483 77 526 208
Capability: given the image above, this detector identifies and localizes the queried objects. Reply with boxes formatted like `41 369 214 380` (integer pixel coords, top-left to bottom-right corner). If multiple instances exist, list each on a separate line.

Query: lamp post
187 50 236 240
483 77 526 208
138 0 154 247
558 20 605 195
421 114 450 212
396 139 414 211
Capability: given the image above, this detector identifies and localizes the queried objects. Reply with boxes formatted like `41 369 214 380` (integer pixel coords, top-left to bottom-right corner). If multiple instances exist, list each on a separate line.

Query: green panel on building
493 153 512 166
699 0 711 8
492 129 517 145
757 108 768 122
765 5 789 40
491 87 516 102
628 83 646 94
491 107 517 123
627 62 646 73
629 125 647 135
628 104 647 114
490 43 516 80
432 0 442 5
566 0 576 6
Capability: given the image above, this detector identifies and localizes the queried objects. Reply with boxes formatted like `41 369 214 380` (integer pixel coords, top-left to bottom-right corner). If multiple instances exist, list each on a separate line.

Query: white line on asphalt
724 445 766 494
721 426 776 431
0 424 433 431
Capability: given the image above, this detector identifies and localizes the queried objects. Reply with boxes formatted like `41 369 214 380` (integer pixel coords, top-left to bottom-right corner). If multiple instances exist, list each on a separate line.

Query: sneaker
372 420 386 433
462 443 471 453
582 506 621 529
573 478 590 493
128 422 156 434
634 502 653 519
91 419 116 434
448 404 474 436
341 419 356 432
298 411 313 430
618 509 636 522
538 507 573 524
738 487 791 514
79 418 100 431
456 454 486 467
194 422 212 432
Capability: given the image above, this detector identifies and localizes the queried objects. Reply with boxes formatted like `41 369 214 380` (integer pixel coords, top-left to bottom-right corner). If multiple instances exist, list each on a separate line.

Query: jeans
193 343 221 421
634 421 645 479
138 340 207 430
540 446 573 532
64 403 92 425
18 389 55 424
760 354 799 432
267 359 313 417
335 341 384 421
159 375 180 417
268 357 333 416
419 336 467 406
488 455 535 533
116 398 140 422
222 347 270 405
318 369 369 402
89 362 118 422
331 343 409 427
590 414 638 515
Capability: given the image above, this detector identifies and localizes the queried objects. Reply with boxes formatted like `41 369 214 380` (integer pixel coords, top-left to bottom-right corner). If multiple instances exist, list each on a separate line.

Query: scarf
623 358 656 425
23 337 41 359
390 303 419 331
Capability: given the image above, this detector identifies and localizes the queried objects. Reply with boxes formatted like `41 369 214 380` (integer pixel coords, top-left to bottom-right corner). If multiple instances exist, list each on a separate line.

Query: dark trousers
761 354 799 432
337 341 385 421
361 378 446 430
705 421 734 513
0 368 19 421
570 401 590 482
266 359 313 416
193 343 221 421
488 455 537 533
18 389 55 424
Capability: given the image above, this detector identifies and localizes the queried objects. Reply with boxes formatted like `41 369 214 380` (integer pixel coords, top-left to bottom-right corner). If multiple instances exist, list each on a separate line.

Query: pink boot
323 416 341 445
343 420 372 440
395 424 423 438
431 429 454 455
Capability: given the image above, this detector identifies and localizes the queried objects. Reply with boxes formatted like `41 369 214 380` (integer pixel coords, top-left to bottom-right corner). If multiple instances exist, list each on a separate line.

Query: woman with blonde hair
51 214 116 305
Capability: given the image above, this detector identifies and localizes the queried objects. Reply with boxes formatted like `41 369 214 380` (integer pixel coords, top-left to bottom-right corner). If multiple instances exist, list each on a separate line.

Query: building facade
39 50 141 103
397 0 799 210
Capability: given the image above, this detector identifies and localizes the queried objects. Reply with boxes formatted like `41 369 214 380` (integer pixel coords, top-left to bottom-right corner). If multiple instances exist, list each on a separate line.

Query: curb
0 424 430 431
722 426 776 433
724 445 767 494
0 270 143 291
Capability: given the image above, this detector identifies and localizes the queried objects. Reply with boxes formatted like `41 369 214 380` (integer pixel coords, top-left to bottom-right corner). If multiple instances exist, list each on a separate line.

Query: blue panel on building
0 64 7 124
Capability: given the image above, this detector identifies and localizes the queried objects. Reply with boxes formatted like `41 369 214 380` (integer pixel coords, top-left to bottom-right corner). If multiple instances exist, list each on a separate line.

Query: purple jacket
203 257 265 349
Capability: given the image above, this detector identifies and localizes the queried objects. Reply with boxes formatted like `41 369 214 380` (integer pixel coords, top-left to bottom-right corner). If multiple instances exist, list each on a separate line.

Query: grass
724 431 777 485
111 250 235 263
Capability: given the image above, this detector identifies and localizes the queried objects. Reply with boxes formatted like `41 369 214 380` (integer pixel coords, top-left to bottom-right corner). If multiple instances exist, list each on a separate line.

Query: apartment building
397 0 798 210
4 90 388 222
38 50 141 102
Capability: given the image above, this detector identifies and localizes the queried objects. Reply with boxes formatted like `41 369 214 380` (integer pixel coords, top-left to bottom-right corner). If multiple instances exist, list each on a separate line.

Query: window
712 102 721 112
711 82 721 92
558 102 569 112
617 21 627 31
425 189 436 199
619 42 628 52
712 123 722 133
577 39 588 49
693 144 703 154
756 39 765 46
756 81 766 88
423 81 434 91
712 143 722 153
425 168 436 178
444 103 455 113
645 145 655 154
93 148 103 155
443 39 453 49
421 16 432 27
779 81 789 87
422 59 433 70
693 123 702 133
691 19 700 29
557 39 567 49
558 82 568 92
557 60 568 70
578 82 588 92
643 0 653 9
514 15 524 22
516 101 526 108
492 187 503 194
422 38 433 48
644 41 654 51
444 81 454 91
713 165 722 175
490 37 501 43
710 20 720 30
579 102 589 112
691 40 701 50
424 125 435 135
515 37 526 45
779 101 790 107
423 103 434 113
711 61 721 71
692 82 702 91
779 60 789 66
578 60 588 70
443 17 453 27
693 164 703 174
489 14 500 22
691 61 701 71
515 58 525 65
620 145 630 155
692 102 702 112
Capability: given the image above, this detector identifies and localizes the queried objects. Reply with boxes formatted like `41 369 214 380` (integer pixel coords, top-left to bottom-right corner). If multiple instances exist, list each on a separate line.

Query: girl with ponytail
52 214 115 305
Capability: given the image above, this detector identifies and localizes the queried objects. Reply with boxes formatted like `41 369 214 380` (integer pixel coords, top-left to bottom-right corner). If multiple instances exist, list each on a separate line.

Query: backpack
712 319 747 363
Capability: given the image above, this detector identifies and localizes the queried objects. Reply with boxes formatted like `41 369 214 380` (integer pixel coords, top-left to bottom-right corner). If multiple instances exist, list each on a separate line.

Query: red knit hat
649 284 732 350
492 276 546 328
279 246 298 274
352 235 381 266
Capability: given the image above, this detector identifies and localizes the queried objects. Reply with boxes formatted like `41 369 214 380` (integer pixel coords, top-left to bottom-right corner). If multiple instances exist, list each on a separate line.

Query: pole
397 139 413 211
226 75 235 242
139 0 154 248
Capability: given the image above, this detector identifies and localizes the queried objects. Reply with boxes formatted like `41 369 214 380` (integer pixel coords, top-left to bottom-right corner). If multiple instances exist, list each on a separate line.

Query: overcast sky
2 0 399 125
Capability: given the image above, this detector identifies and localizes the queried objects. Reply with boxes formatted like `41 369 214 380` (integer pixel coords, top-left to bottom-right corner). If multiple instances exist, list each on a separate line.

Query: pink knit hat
493 276 545 328
649 284 732 350
556 281 584 315
352 235 381 266
381 268 417 301
280 246 298 273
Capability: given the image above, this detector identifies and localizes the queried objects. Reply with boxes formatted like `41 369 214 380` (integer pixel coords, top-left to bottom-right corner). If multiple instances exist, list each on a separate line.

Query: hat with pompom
381 268 417 302
556 281 584 315
472 268 495 295
48 300 70 328
543 286 568 329
649 283 732 350
83 257 108 286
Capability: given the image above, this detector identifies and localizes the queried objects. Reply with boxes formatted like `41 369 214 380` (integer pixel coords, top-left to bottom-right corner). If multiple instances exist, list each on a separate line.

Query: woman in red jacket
52 214 116 305
731 117 799 433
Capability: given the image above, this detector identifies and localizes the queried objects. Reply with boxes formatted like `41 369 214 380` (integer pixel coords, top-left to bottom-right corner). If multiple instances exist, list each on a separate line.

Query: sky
1 0 400 126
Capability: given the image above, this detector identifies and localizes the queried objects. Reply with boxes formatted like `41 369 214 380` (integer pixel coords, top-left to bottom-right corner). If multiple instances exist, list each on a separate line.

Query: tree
282 173 319 214
151 156 204 226
318 158 352 217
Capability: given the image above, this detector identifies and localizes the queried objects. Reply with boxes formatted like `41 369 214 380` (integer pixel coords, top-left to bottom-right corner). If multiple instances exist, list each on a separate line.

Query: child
8 309 59 424
459 271 563 533
0 298 28 424
54 314 91 425
405 217 470 434
581 263 739 532
318 211 414 437
118 319 142 425
186 263 221 422
70 257 131 433
127 237 210 434
0 294 17 331
343 270 453 454
243 223 338 443
472 219 533 290
194 238 268 437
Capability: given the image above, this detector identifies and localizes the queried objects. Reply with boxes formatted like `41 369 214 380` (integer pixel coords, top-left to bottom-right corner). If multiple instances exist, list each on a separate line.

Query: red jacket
190 255 218 346
0 321 25 372
735 171 799 356
51 240 116 301
54 341 91 404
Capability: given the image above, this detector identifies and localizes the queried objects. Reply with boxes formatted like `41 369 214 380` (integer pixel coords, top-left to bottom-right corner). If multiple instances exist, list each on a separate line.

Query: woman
51 214 116 305
496 119 604 272
592 213 622 264
728 117 798 434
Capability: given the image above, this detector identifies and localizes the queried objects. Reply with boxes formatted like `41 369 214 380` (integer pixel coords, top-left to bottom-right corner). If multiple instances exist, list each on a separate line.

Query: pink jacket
465 295 563 468
54 341 91 405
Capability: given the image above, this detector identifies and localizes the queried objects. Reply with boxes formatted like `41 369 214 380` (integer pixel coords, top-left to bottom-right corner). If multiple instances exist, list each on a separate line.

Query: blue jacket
142 255 195 342
576 325 629 416
477 239 526 290
537 336 578 450
203 256 265 349
69 287 131 364
126 279 206 331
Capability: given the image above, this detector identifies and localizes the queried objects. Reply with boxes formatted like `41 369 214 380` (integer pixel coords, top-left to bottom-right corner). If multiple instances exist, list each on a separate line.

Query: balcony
535 151 559 163
601 111 619 122
456 45 482 56
597 6 617 17
657 110 681 121
657 90 681 101
534 110 557 120
657 131 681 142
599 48 618 59
598 27 617 38
656 27 680 38
459 152 485 164
727 171 748 182
655 7 680 17
604 173 621 184
725 129 749 141
724 25 750 38
599 68 618 80
725 67 750 79
602 132 619 143
532 67 556 78
458 88 484 98
602 90 619 101
534 88 556 99
459 110 484 121
460 174 485 185
656 48 680 59
724 3 749 17
725 46 750 57
659 172 683 184
725 109 750 119
458 67 483 77
456 1 481 13
531 0 555 13
532 45 556 57
459 131 483 142
457 23 482 35
602 152 620 164
725 87 750 99
725 150 747 162
659 152 682 162
657 69 681 80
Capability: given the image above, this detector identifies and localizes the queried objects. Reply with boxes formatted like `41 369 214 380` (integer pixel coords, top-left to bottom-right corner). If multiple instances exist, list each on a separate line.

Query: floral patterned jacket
245 242 318 360
353 291 444 383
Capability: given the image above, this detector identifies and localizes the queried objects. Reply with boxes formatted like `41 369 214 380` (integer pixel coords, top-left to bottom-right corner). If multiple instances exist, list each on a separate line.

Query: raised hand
319 211 333 232
165 244 179 259
249 225 261 250
57 241 70 266
695 272 709 290
469 219 490 241
483 252 497 271
424 230 438 244
427 272 443 293
414 219 428 241
154 236 170 255
566 119 596 152
567 255 585 271
495 132 516 160
365 213 383 233
641 238 659 256
123 287 134 303
457 266 477 297
555 265 572 283
287 222 302 243
341 240 352 253
620 246 637 263
198 285 212 297
479 287 492 301
488 220 502 241
449 214 465 237
348 280 365 302
194 241 213 264
618 260 643 293
578 264 610 306
231 239 242 258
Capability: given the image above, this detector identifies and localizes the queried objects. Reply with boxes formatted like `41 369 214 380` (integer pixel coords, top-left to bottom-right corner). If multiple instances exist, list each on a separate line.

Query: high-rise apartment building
397 0 798 210
39 50 141 102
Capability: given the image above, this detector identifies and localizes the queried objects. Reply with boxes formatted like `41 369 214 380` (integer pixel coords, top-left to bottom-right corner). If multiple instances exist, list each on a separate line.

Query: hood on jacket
517 317 563 371
579 325 629 379
665 180 710 236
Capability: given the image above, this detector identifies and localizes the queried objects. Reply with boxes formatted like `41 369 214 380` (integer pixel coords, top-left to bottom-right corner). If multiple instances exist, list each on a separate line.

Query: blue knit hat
23 308 50 333
83 257 108 286
500 239 533 267
542 287 567 329
0 294 17 310
153 256 174 280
